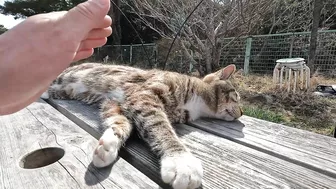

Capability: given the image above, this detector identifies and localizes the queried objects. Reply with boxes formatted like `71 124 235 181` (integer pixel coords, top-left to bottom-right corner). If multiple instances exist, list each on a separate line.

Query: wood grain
175 123 336 189
46 99 171 188
0 100 159 189
189 117 336 178
48 99 336 189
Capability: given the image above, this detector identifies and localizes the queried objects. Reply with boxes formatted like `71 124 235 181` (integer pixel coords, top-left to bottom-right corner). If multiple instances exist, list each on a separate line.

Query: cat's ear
217 64 236 80
203 64 236 83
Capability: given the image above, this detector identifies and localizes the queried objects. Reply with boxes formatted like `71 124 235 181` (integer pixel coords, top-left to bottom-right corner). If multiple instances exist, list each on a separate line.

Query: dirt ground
231 70 336 136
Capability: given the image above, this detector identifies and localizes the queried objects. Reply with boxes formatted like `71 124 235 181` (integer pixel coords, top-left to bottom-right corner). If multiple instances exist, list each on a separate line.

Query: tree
108 0 121 45
122 0 275 75
0 0 122 45
0 0 83 18
0 25 8 35
308 0 324 72
256 0 335 34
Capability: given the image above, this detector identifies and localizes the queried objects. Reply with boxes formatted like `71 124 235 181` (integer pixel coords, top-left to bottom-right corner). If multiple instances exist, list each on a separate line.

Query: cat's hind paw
161 152 203 189
92 128 119 168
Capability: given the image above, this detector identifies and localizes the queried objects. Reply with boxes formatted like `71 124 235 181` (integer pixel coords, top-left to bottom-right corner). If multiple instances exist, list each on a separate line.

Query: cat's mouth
225 109 236 118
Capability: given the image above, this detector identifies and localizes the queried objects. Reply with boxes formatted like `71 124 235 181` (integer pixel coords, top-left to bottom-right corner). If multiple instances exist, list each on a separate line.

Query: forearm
0 31 52 110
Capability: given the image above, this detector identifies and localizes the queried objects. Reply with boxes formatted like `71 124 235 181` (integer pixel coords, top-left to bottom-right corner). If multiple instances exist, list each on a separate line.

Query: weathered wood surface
46 99 169 188
0 100 159 189
48 99 336 189
190 117 336 178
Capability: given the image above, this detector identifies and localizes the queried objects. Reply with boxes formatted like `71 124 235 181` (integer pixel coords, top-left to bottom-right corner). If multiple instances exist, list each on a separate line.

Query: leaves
0 25 8 35
0 0 85 19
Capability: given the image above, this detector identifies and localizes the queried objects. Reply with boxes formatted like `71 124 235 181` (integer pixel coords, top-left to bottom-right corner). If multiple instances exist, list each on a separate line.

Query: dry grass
231 71 336 136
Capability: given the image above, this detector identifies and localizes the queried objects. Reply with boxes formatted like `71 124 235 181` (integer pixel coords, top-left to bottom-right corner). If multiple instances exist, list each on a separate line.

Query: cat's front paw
161 152 203 189
92 128 119 168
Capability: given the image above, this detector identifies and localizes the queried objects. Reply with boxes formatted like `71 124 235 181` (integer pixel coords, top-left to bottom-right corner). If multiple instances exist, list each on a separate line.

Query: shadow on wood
84 160 114 186
190 118 246 139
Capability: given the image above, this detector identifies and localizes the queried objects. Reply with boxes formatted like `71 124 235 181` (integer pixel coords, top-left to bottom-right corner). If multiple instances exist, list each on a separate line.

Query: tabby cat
41 63 242 189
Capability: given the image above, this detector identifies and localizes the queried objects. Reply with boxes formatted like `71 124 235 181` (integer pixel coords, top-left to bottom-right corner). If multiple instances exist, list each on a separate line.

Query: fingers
78 37 107 51
95 15 112 29
72 49 94 62
86 27 112 39
61 0 111 40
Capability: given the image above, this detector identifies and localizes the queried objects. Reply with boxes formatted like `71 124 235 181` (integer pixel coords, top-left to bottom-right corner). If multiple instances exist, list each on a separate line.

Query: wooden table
0 99 336 189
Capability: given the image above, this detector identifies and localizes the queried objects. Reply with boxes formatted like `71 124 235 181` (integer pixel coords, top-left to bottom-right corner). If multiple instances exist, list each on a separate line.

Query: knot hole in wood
19 147 65 169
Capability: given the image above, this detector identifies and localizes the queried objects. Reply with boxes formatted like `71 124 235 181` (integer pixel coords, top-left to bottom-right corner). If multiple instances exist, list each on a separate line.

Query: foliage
122 0 276 75
0 0 85 19
233 72 336 136
1 0 336 71
0 25 7 35
0 0 159 44
121 0 336 75
242 106 287 123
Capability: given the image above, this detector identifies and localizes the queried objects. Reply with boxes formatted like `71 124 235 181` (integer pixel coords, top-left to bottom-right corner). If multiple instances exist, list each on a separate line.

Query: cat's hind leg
92 99 133 168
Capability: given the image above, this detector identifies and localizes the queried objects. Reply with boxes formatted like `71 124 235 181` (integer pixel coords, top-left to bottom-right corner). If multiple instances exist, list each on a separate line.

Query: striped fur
42 62 242 189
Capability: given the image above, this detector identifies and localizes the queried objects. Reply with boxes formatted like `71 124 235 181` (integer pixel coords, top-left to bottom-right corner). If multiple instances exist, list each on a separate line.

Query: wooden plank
189 116 336 178
0 100 159 189
46 99 170 188
48 99 336 189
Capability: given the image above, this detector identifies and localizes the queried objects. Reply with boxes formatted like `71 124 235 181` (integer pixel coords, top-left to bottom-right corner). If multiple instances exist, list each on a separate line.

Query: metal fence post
244 37 252 75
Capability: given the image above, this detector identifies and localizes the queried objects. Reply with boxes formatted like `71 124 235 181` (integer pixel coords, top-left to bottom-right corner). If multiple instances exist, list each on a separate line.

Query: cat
41 62 243 189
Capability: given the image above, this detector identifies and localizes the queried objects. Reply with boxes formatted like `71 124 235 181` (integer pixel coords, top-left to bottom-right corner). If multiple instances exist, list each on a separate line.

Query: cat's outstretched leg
92 99 133 167
125 93 203 189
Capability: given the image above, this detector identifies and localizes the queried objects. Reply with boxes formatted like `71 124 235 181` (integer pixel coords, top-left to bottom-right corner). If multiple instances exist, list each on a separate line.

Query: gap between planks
47 99 336 189
189 117 336 179
0 100 159 189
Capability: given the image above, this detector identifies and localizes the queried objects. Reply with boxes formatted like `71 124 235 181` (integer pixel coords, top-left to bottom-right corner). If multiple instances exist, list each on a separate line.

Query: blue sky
0 0 24 29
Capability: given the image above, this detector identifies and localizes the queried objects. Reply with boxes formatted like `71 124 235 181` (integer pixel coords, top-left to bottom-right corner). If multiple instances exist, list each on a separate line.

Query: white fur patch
103 117 119 126
50 84 62 90
182 94 214 121
40 91 49 99
72 69 92 78
65 81 88 95
106 87 125 103
161 152 203 189
92 128 120 168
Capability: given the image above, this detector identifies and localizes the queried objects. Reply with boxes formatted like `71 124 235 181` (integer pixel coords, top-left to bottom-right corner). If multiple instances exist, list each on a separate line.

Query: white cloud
0 0 25 29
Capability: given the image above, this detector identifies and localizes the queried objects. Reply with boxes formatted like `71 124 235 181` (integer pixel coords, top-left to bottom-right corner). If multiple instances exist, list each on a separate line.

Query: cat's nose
231 106 243 119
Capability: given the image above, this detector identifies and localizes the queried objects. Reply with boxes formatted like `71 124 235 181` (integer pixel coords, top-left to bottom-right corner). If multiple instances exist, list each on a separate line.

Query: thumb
62 0 110 36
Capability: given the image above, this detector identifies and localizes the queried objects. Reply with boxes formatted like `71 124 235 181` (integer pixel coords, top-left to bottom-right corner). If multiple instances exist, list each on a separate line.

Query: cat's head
203 64 243 121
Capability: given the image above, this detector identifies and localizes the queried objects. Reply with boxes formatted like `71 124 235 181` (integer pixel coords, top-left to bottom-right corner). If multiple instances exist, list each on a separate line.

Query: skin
0 0 112 115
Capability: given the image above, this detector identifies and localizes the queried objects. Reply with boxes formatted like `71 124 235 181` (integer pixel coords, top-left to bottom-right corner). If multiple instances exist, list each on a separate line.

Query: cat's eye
229 92 238 102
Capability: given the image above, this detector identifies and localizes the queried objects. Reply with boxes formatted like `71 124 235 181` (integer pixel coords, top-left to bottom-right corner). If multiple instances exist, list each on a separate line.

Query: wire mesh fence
87 30 336 75
220 37 246 69
90 43 158 69
219 30 336 74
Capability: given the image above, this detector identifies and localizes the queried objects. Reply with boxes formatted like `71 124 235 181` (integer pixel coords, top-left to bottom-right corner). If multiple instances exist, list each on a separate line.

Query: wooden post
244 37 252 75
288 69 292 92
289 34 294 58
189 50 194 73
